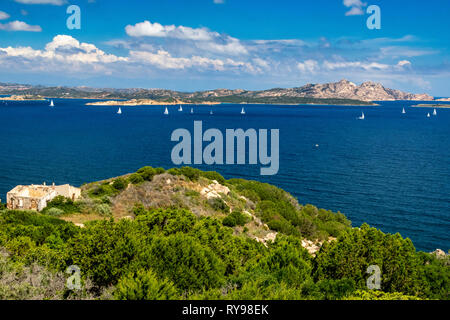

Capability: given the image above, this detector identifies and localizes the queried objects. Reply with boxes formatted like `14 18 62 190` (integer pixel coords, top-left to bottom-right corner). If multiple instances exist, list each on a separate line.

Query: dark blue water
0 99 449 252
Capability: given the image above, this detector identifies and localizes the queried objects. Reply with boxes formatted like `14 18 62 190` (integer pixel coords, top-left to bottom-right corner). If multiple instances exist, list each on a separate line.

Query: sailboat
164 107 169 115
241 107 246 115
117 107 122 114
49 99 54 107
210 109 213 115
427 112 431 118
433 108 437 116
402 107 406 114
358 112 365 120
178 105 183 112
190 108 194 114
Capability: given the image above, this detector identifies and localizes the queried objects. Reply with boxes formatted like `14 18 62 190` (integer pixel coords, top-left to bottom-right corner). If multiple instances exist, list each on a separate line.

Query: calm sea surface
0 99 449 252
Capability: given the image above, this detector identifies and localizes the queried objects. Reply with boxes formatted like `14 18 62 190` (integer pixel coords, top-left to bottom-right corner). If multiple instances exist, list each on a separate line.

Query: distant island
86 99 221 107
0 79 439 106
411 104 450 108
0 94 46 101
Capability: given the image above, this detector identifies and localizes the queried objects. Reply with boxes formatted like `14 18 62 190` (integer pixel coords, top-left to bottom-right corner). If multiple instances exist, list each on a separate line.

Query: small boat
427 113 431 118
433 108 437 116
402 107 406 114
178 105 183 112
358 112 365 120
241 107 246 115
117 107 122 114
164 107 169 115
210 109 213 115
49 100 54 107
190 108 194 114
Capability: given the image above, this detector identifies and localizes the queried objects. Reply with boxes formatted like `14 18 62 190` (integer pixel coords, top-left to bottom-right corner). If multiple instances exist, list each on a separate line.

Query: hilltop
0 80 436 105
0 166 448 300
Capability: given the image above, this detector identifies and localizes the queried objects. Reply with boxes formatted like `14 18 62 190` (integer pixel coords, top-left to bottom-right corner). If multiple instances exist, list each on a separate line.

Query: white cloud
297 60 319 73
1 35 126 64
397 60 411 67
0 20 41 32
0 11 10 20
126 20 217 41
129 49 255 73
14 0 66 5
343 0 367 16
323 60 389 71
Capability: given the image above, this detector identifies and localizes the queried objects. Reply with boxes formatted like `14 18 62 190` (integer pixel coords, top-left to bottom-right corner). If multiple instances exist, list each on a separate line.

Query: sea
0 98 449 252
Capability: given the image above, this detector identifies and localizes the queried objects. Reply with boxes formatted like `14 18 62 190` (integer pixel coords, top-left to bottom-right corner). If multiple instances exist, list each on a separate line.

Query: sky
0 0 449 96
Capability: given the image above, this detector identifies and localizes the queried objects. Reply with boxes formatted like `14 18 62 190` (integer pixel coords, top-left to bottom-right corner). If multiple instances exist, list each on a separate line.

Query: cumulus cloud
126 20 217 41
0 20 42 32
125 20 248 56
343 0 367 16
14 0 66 5
0 35 127 68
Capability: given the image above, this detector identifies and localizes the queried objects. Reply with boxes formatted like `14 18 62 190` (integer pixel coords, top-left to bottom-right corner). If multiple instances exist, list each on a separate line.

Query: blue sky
0 0 449 96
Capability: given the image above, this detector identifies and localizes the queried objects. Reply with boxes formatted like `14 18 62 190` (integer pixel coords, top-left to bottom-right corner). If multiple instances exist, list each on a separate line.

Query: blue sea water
0 99 449 252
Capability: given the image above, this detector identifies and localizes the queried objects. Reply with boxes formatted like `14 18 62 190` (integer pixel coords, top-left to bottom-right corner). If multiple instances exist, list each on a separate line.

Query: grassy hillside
0 166 448 300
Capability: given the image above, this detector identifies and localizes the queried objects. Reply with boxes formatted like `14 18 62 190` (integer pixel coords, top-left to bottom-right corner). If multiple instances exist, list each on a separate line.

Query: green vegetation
0 166 447 300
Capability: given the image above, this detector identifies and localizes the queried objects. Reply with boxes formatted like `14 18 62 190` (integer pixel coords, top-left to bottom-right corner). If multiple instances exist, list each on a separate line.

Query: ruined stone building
6 183 81 211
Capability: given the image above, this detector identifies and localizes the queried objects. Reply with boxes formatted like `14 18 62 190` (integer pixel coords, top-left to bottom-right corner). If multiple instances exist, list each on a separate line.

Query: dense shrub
137 166 156 181
114 269 178 300
42 196 80 215
222 210 249 227
128 173 144 185
112 178 128 191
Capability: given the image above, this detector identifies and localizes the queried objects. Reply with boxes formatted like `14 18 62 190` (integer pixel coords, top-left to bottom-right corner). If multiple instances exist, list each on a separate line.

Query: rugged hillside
65 167 350 253
0 166 448 300
0 80 434 104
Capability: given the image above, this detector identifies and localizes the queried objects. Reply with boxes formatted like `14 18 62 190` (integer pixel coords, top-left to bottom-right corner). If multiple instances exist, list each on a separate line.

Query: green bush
128 173 144 185
114 269 178 300
223 210 249 227
201 171 226 184
42 196 80 215
137 166 156 181
45 208 65 217
112 178 128 191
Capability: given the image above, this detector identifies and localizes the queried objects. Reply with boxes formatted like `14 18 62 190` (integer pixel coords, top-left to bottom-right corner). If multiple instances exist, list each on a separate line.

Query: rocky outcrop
253 79 434 102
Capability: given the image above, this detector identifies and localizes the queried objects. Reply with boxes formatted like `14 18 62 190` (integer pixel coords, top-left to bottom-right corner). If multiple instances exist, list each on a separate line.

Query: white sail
358 112 365 120
433 108 437 116
50 100 54 107
427 113 431 118
164 107 169 115
117 107 122 114
241 107 246 115
190 108 194 114
210 109 213 115
178 105 183 112
402 107 406 114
